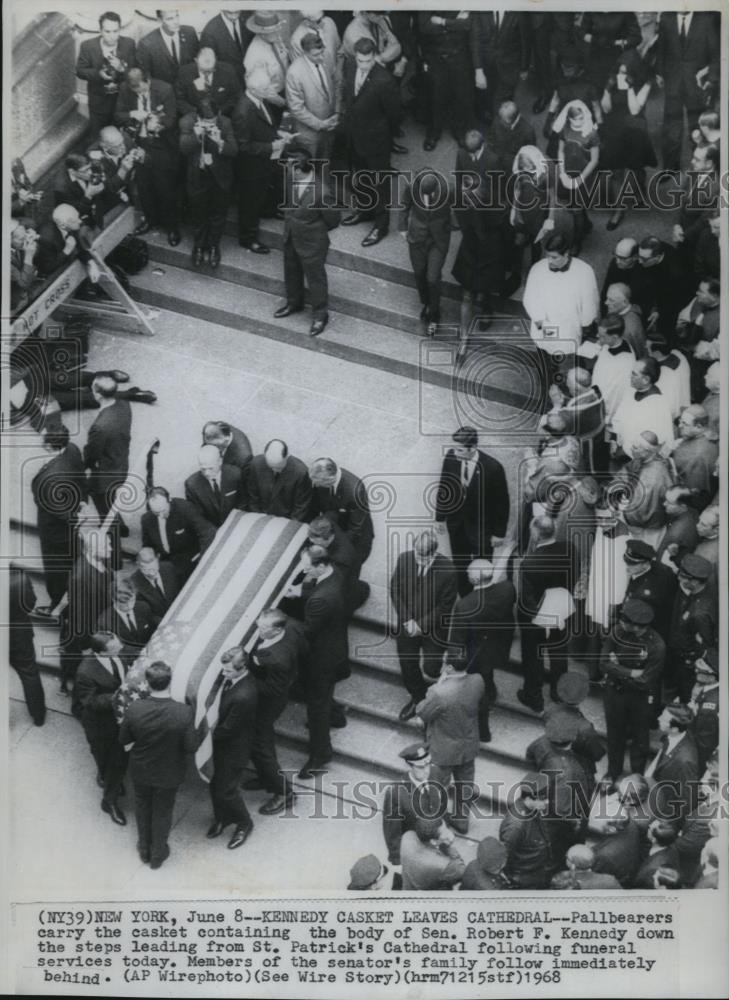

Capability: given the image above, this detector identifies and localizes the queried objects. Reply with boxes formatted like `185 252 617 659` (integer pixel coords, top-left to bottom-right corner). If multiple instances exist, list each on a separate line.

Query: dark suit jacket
179 112 237 191
130 564 180 623
447 581 515 675
283 177 340 259
250 621 306 715
53 173 96 226
232 94 280 178
31 444 87 542
390 551 457 644
247 454 312 521
66 555 113 648
71 653 126 737
76 35 137 119
114 79 179 171
200 13 252 84
518 539 575 620
399 182 451 254
184 464 244 529
97 601 156 650
220 426 253 471
341 61 400 163
454 145 508 229
310 468 374 564
633 845 681 889
623 562 677 641
418 11 473 62
33 221 91 279
656 12 720 101
141 498 216 580
303 569 349 674
652 732 701 820
591 819 643 887
213 671 258 766
175 60 241 117
119 696 195 788
470 11 529 75
84 399 132 486
9 567 36 665
435 449 509 550
137 26 200 85
488 115 537 172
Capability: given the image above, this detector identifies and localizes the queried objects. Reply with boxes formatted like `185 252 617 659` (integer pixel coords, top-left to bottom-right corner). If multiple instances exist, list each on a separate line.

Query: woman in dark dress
544 47 602 159
600 50 656 231
554 99 600 252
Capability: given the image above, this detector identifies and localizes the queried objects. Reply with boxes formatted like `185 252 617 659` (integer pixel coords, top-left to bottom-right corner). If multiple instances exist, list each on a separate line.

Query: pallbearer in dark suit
9 567 46 726
184 445 245 531
418 11 474 149
247 439 312 522
399 173 452 336
646 703 701 822
306 517 370 615
83 375 131 518
61 531 114 691
71 630 130 826
435 425 510 595
200 10 253 85
96 578 155 651
131 548 180 625
202 421 253 477
390 530 458 722
136 9 199 86
309 457 374 566
179 100 237 268
75 11 136 137
142 487 216 583
119 661 195 868
175 47 241 118
207 647 258 849
274 144 340 336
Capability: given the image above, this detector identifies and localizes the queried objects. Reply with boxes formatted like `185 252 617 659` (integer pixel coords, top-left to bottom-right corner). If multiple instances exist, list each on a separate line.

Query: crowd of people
8 9 722 886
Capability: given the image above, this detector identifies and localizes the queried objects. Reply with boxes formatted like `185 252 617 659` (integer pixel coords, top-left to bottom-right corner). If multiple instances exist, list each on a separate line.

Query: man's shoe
398 699 417 722
516 688 544 715
274 303 303 319
33 713 46 727
532 94 549 114
192 246 204 266
423 137 438 151
240 240 270 254
107 369 130 383
167 229 181 247
135 221 151 235
362 228 385 247
310 315 328 337
123 387 157 405
259 794 294 816
101 799 127 826
206 820 227 839
228 822 253 849
479 727 492 744
341 211 365 226
209 246 221 269
391 142 409 155
138 845 150 863
149 845 170 869
298 759 330 780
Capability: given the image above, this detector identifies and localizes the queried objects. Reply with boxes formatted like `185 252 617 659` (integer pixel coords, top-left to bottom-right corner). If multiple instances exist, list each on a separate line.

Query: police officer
346 854 390 891
545 672 605 794
460 837 511 890
668 553 718 703
688 648 719 771
381 742 444 889
622 539 677 641
600 599 665 784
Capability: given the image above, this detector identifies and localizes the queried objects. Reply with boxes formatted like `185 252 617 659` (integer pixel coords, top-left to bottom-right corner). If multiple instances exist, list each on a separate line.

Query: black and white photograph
2 2 727 997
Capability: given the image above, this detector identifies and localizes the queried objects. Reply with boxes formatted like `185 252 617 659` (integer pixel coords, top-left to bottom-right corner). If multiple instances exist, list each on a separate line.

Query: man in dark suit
114 67 180 244
273 145 340 336
399 173 452 335
247 439 312 521
591 814 643 887
207 646 258 849
232 67 289 253
580 13 641 91
200 10 253 85
435 424 509 596
53 154 104 226
179 99 237 267
418 10 475 149
202 420 253 476
97 578 156 651
71 630 130 826
309 457 374 565
119 660 195 868
655 12 720 172
131 547 180 624
622 539 677 641
61 531 114 691
340 37 401 247
390 530 458 722
285 546 349 778
306 517 369 615
33 204 93 280
648 703 701 822
9 567 46 726
499 771 555 889
76 11 136 137
184 444 245 531
89 126 140 220
136 9 199 86
31 424 87 610
248 609 306 814
83 374 131 518
633 821 680 888
175 46 241 118
142 487 215 582
471 11 529 122
447 559 515 741
516 514 575 714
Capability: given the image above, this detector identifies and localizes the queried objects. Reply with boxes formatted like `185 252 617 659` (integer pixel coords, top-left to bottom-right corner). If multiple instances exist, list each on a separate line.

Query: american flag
114 512 308 781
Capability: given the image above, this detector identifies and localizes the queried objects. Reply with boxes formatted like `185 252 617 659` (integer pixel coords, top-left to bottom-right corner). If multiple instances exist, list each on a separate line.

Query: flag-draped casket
114 512 308 780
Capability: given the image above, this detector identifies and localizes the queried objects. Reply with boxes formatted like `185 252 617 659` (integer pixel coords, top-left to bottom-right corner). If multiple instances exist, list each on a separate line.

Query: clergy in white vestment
590 315 635 423
611 358 675 459
585 507 630 631
647 338 691 421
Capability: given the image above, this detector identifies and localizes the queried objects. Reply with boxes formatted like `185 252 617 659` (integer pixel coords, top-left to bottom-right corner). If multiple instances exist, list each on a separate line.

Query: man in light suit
76 10 136 137
247 439 312 521
390 530 458 723
291 11 342 74
136 9 199 87
273 144 340 336
142 487 215 583
131 547 180 624
399 173 452 335
184 444 245 531
175 46 241 118
285 33 339 160
200 10 253 85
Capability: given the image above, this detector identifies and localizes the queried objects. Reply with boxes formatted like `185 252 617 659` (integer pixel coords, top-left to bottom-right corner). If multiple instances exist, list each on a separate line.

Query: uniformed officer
545 672 605 794
381 742 445 889
600 599 665 784
688 648 719 770
460 837 511 890
347 854 390 891
622 539 677 641
668 553 718 702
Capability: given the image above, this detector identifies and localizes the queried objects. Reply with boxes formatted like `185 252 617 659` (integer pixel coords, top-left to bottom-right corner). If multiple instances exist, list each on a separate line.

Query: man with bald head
599 236 647 307
672 405 719 508
550 844 621 889
604 282 647 359
247 439 312 522
613 430 674 548
184 444 245 531
33 204 95 279
701 362 721 440
88 125 140 218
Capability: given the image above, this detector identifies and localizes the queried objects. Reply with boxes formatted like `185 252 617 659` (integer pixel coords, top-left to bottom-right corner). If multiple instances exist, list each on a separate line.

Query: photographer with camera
76 11 136 138
87 125 145 221
115 67 180 246
10 220 40 314
179 99 238 268
53 154 107 227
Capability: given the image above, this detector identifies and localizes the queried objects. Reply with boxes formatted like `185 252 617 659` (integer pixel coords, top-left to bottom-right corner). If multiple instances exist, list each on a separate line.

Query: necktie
128 609 137 631
259 100 272 125
233 19 243 54
355 70 366 96
315 63 330 99
170 35 179 66
141 93 149 112
203 71 212 89
155 575 165 595
679 14 688 40
222 678 232 695
158 514 169 553
212 479 221 503
111 657 124 683
462 461 471 487
494 11 500 32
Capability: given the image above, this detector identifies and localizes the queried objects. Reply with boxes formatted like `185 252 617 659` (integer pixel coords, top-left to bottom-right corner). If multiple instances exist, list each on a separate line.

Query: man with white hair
33 203 97 280
613 431 674 548
701 362 721 439
10 219 39 312
694 505 720 571
672 405 719 507
184 444 245 531
604 281 647 359
175 45 241 118
247 439 312 521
